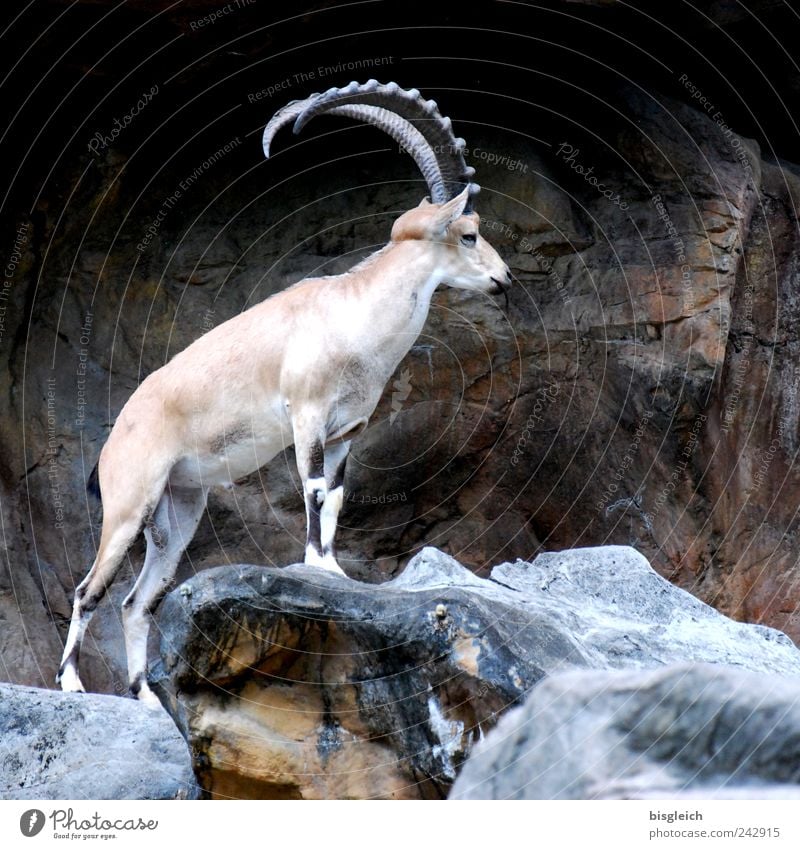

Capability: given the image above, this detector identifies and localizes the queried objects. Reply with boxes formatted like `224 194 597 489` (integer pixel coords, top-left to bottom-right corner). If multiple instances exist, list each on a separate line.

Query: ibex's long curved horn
264 103 447 201
262 79 479 210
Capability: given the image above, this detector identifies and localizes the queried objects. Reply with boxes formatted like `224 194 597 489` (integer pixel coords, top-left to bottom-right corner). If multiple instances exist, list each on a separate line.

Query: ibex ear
431 187 471 234
417 196 432 207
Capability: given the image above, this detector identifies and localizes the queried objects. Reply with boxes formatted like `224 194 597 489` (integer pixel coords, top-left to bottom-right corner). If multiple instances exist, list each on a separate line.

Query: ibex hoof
58 665 86 694
131 679 163 710
304 547 346 576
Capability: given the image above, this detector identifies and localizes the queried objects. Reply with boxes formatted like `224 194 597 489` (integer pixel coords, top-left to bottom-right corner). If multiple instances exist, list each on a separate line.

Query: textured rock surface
2 0 800 697
451 664 800 800
154 546 800 799
0 683 198 800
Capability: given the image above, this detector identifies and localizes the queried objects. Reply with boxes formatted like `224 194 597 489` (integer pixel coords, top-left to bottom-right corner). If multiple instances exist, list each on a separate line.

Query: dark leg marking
309 438 325 481
304 438 326 556
76 584 104 615
330 451 348 491
321 449 349 559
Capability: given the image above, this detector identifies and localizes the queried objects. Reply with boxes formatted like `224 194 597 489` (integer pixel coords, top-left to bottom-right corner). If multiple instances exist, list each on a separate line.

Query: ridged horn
262 79 479 209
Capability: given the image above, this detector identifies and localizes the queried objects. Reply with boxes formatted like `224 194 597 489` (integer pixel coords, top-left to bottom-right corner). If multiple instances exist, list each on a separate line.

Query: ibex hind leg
57 512 145 694
122 484 207 708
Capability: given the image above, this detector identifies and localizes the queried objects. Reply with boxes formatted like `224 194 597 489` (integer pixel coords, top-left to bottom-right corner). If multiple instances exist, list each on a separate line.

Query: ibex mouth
491 277 510 314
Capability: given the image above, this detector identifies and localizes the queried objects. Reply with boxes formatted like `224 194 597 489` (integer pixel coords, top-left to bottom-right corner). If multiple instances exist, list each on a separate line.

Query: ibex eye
461 234 477 247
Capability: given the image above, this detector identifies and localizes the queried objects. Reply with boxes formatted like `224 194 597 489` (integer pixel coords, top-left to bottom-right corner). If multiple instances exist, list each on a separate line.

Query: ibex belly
169 412 292 488
169 436 288 487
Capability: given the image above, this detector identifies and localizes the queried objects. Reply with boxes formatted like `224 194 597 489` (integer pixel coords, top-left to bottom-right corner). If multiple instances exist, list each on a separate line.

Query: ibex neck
356 238 444 302
347 239 444 368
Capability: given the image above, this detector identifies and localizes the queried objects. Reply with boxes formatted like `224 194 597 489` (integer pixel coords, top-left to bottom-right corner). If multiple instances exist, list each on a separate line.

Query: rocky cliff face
153 547 800 799
1 0 800 696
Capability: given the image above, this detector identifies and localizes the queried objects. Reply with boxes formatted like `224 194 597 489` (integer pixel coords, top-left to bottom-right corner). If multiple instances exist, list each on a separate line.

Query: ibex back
57 80 511 706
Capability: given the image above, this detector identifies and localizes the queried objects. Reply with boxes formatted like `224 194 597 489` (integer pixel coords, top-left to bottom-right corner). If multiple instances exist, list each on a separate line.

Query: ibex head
263 79 512 299
391 189 510 296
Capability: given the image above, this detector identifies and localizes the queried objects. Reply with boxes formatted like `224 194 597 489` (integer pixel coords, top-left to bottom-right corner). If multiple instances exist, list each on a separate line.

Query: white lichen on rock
427 690 465 780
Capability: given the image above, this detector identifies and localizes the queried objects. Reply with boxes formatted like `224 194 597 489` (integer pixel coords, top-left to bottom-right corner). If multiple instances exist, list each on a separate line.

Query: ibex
57 80 511 706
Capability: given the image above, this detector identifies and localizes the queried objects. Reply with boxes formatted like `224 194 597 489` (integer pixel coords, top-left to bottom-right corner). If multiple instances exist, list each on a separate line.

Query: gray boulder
0 684 198 800
154 545 800 798
451 663 800 799
486 546 800 674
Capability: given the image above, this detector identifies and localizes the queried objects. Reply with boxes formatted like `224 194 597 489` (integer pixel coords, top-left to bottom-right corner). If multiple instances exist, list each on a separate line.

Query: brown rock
3 0 800 697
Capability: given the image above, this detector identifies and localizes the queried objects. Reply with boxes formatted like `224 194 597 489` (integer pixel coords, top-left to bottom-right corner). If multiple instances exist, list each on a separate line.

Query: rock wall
1 0 800 696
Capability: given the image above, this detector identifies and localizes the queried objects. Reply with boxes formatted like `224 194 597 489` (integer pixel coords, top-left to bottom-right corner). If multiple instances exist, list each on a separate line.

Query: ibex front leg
320 440 350 567
294 417 346 575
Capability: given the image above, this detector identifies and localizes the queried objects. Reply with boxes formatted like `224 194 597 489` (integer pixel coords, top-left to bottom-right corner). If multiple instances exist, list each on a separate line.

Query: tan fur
57 187 510 704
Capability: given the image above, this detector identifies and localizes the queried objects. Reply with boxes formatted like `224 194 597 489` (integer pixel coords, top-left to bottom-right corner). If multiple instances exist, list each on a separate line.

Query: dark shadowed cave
2 0 800 697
